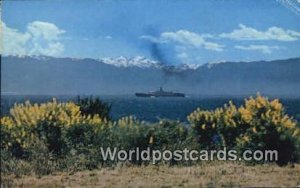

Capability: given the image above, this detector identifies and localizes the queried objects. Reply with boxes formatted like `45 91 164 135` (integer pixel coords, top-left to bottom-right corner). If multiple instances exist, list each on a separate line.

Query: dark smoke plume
149 37 187 77
142 26 188 87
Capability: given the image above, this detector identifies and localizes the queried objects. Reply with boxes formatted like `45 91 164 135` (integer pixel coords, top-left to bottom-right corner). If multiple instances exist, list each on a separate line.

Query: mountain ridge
1 56 300 95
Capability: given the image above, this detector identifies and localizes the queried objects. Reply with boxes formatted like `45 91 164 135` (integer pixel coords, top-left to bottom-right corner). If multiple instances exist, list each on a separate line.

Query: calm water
1 95 300 122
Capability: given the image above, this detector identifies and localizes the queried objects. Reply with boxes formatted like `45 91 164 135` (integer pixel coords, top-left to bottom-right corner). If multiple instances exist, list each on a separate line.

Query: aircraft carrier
135 87 185 97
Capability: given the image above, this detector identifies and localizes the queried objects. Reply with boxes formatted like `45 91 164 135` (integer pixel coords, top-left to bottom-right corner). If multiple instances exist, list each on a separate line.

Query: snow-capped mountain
6 55 202 70
177 63 201 70
205 60 227 69
2 55 300 95
100 56 161 68
100 56 203 70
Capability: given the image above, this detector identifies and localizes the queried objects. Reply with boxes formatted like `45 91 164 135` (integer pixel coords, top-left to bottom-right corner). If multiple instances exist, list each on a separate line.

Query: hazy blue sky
2 0 300 65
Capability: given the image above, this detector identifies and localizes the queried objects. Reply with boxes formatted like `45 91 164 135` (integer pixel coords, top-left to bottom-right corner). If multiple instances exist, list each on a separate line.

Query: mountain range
1 55 300 95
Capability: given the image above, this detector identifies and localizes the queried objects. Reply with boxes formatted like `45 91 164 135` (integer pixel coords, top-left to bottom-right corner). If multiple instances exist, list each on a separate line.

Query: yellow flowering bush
236 95 300 164
8 99 102 127
188 95 300 164
187 101 240 148
0 99 103 154
238 96 297 132
217 101 241 148
187 108 219 148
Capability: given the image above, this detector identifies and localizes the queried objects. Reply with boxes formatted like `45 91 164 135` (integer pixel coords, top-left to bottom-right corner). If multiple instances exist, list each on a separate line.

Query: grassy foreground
2 162 300 187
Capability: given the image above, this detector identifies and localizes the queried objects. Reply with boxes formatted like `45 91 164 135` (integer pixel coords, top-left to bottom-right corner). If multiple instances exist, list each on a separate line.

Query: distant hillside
1 56 300 95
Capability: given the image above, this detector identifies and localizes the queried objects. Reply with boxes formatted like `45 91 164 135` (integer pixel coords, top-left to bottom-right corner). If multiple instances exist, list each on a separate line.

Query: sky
2 0 300 65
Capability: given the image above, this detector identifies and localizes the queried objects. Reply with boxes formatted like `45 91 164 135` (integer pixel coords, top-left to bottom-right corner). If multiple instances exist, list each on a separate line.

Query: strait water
1 95 300 122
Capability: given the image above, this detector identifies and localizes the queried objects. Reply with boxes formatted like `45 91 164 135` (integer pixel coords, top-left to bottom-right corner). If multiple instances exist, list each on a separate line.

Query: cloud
141 30 224 51
27 21 65 41
220 24 300 41
1 21 65 56
1 22 31 56
235 45 280 54
162 30 224 51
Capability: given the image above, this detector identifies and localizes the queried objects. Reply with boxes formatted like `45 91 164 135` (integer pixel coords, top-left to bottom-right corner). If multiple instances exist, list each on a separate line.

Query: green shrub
64 123 109 168
77 96 111 121
65 123 98 149
149 120 191 149
63 116 148 165
102 117 150 164
147 120 199 165
0 140 55 177
28 139 55 176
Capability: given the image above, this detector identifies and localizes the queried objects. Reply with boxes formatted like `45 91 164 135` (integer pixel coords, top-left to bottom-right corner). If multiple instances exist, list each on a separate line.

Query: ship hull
135 93 185 97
